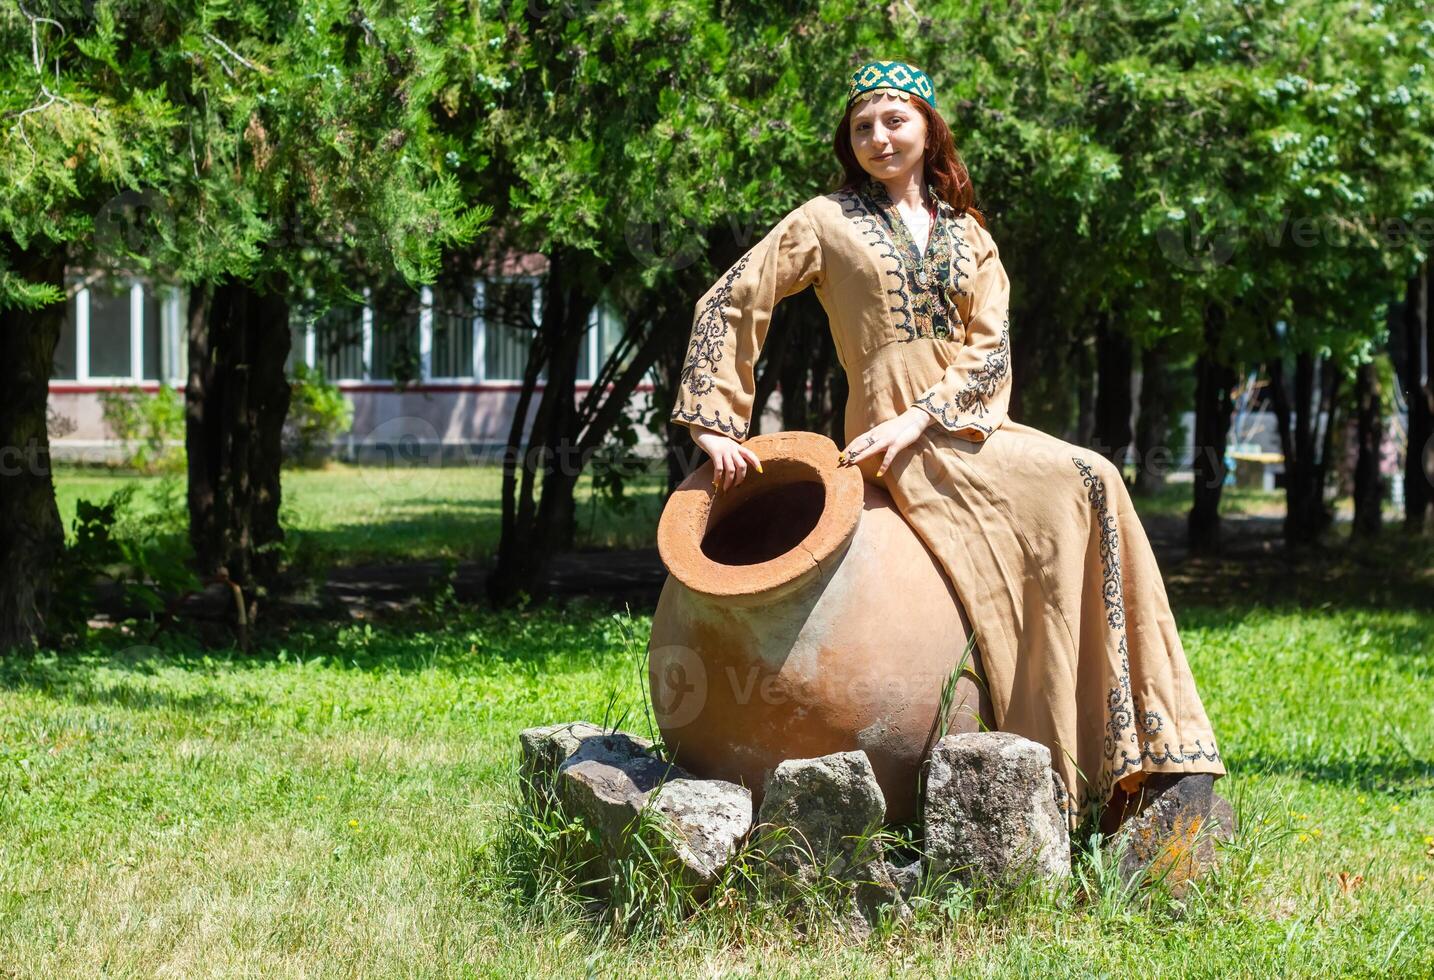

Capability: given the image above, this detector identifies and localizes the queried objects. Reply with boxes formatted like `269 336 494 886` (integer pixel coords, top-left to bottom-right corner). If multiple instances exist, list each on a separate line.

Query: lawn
11 464 1432 975
51 463 1289 566
2 598 1431 976
52 464 669 563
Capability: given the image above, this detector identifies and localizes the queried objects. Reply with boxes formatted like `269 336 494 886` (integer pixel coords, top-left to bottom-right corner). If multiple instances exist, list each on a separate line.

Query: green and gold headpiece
847 60 937 109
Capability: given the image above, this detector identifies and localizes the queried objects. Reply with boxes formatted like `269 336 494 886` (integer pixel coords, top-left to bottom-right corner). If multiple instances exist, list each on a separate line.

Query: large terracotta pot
648 431 993 823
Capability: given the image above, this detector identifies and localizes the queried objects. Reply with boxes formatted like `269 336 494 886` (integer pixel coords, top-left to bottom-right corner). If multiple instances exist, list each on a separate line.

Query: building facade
47 268 659 462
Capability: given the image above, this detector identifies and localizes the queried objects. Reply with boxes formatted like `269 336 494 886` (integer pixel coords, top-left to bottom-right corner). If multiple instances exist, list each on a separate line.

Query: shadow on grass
1162 526 1434 616
1225 752 1434 793
0 650 263 715
4 599 637 700
291 503 662 565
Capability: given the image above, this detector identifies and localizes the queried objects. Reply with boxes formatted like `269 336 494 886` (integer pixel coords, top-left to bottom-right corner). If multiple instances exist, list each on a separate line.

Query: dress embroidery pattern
913 319 1011 433
672 254 752 439
1068 456 1221 825
860 179 964 341
836 189 915 341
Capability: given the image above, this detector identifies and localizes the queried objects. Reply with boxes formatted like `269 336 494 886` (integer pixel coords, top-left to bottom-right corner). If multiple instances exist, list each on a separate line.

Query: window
431 279 477 379
160 286 187 381
315 305 365 381
141 288 162 380
578 301 627 382
55 289 80 380
88 281 132 378
484 279 539 382
49 278 186 384
285 312 309 376
370 286 421 383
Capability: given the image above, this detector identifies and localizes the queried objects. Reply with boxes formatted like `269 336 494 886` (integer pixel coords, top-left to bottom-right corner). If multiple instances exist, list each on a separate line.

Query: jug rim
657 431 865 600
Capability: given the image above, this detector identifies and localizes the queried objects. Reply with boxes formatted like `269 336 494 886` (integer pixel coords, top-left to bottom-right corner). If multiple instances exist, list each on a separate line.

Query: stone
649 778 754 884
554 730 751 888
1104 772 1217 896
890 857 922 898
850 856 922 926
518 721 631 797
756 749 887 879
923 732 1071 887
556 731 686 842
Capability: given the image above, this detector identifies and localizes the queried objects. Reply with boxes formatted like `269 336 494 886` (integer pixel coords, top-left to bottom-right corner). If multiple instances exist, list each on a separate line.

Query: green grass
52 463 670 563
51 464 1294 568
2 599 1431 976
1127 480 1286 518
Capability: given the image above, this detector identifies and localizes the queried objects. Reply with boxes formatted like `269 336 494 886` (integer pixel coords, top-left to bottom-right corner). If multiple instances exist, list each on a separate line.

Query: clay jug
648 431 993 823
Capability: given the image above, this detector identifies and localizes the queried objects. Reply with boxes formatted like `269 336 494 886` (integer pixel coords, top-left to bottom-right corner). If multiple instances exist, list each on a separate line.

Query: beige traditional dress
670 178 1225 829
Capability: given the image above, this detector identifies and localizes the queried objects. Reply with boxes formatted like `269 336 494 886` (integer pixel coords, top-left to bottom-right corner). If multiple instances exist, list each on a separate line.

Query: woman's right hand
691 426 764 492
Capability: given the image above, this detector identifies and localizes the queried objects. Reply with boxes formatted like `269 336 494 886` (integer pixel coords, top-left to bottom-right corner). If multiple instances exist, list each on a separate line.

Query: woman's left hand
838 407 935 477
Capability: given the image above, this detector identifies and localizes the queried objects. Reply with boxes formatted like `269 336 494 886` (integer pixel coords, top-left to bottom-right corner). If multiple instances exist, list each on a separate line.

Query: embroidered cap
847 60 937 110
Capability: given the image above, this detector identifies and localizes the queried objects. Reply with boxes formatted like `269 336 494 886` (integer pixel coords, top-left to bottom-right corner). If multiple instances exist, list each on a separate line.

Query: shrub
284 364 353 467
54 477 199 633
98 384 186 473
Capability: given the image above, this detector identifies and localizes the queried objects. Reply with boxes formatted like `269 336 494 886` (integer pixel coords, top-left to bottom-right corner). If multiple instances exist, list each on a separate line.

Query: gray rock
650 778 754 884
1104 772 1218 896
924 732 1071 887
886 857 922 899
557 731 685 841
555 731 751 888
518 721 627 796
850 856 922 926
757 750 886 879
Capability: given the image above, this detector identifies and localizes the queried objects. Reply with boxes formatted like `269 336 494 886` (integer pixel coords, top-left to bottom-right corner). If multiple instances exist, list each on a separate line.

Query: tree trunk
1403 264 1431 531
1352 360 1384 537
1094 317 1134 475
1132 344 1170 495
0 243 66 652
186 278 292 613
1275 350 1341 546
490 248 594 604
1188 305 1235 555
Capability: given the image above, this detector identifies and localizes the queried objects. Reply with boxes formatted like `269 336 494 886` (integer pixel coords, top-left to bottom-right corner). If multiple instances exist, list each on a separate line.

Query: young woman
669 60 1225 834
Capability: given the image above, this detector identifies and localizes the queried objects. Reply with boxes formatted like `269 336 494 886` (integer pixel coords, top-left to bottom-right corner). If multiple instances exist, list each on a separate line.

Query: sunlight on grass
1 603 1430 976
53 463 670 562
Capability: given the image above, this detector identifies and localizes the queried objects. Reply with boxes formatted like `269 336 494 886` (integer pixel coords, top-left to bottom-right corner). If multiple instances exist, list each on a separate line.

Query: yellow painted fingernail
754 460 763 474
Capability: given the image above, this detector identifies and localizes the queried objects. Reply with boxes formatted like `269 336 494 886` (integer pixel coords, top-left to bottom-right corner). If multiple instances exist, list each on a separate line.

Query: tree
0 1 174 650
110 1 484 614
1399 264 1431 531
431 0 900 601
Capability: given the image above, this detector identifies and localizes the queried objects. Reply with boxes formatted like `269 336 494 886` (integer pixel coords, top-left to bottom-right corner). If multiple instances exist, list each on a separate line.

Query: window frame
49 277 187 387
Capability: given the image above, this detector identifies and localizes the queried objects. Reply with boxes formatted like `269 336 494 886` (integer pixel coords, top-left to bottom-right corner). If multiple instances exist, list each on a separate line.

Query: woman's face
849 93 927 182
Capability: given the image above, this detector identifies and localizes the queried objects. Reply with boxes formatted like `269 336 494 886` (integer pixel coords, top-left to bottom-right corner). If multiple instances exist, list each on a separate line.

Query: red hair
834 95 986 228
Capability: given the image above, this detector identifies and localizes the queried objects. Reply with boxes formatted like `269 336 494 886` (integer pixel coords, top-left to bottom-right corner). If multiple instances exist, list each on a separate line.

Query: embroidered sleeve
911 220 1012 441
670 205 824 441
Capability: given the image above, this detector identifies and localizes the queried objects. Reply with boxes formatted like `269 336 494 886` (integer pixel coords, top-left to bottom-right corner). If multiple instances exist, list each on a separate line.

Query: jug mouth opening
657 432 864 601
701 479 826 567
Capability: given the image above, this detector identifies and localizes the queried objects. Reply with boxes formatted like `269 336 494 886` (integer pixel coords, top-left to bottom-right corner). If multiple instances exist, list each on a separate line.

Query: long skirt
881 418 1226 829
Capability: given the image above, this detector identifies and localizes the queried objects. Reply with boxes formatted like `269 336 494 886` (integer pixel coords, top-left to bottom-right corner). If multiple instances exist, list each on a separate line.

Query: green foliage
0 2 176 299
283 364 353 468
54 477 199 627
97 384 185 473
587 411 648 514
